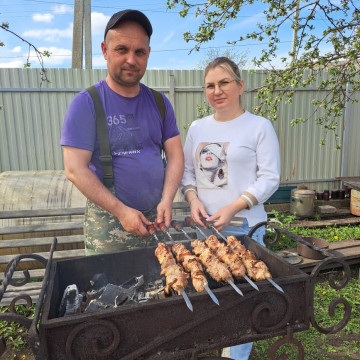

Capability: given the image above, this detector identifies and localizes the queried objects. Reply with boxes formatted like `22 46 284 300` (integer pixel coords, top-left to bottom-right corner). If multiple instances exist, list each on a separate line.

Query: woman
181 57 280 360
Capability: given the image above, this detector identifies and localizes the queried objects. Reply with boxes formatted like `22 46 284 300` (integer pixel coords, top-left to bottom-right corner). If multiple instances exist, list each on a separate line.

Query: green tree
1 21 50 110
1 22 50 82
167 0 360 147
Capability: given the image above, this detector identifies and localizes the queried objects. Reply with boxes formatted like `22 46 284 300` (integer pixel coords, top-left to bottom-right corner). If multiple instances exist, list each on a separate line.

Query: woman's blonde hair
204 57 241 82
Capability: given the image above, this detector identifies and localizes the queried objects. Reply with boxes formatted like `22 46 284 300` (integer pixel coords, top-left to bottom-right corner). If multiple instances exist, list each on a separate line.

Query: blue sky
0 0 333 70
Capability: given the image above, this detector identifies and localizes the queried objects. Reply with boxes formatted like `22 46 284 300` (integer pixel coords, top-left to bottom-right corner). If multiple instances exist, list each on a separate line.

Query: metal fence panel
0 68 359 191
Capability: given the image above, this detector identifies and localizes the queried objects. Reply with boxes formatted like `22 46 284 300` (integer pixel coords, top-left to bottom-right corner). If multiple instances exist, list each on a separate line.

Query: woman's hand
189 198 209 229
208 203 238 231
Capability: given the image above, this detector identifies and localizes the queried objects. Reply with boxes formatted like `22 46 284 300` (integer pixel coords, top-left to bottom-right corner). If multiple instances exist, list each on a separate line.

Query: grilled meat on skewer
172 243 207 292
205 234 246 280
191 239 233 283
226 235 272 281
154 242 189 295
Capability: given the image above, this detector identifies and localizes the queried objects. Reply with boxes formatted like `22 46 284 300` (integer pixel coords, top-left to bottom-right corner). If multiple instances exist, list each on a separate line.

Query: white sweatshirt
181 111 281 227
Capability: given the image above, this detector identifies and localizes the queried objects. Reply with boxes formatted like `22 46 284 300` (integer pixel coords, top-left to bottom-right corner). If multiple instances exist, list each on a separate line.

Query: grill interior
40 235 310 360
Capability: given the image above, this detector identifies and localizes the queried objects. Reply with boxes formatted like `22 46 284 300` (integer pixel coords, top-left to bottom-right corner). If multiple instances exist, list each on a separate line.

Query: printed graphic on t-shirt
195 142 229 189
108 113 143 156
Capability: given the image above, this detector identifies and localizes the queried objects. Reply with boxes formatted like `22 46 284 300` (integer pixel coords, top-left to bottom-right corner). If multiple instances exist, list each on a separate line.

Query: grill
38 235 310 360
0 221 353 360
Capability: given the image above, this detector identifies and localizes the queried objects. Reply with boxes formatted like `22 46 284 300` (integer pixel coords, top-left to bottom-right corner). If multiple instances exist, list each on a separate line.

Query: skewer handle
171 220 182 231
179 288 193 312
147 224 160 243
184 216 195 228
158 222 167 233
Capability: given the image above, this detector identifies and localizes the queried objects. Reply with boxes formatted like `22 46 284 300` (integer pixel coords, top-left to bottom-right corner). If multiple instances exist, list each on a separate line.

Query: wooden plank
0 207 85 219
0 269 45 281
0 222 84 235
0 282 43 306
336 176 360 191
291 217 360 228
0 234 84 249
0 248 86 265
0 294 40 306
0 202 190 220
290 239 360 272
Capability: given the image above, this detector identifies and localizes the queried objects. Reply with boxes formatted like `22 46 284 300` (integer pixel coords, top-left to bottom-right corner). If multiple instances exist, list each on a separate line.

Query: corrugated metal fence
0 68 359 191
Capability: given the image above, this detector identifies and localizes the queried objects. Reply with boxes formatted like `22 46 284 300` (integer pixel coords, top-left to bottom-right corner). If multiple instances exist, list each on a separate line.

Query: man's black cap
104 9 153 40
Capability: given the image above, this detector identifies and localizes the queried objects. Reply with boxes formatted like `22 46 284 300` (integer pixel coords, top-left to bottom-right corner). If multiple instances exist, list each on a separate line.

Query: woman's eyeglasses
204 79 237 92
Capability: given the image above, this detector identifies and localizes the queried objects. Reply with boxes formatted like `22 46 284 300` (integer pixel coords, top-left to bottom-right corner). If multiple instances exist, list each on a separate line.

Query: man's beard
112 68 144 87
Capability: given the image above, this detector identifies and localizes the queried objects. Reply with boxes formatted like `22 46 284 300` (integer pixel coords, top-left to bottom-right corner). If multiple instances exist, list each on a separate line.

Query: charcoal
85 299 111 313
58 284 83 317
120 275 144 300
86 273 109 300
84 283 134 313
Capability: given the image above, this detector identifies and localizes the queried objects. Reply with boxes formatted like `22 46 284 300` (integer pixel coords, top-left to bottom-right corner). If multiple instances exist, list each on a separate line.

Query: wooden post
83 0 92 69
72 0 84 69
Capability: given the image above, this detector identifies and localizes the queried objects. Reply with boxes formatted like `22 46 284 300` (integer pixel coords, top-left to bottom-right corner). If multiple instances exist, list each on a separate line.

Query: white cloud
23 23 73 42
0 47 73 68
0 59 24 68
162 31 175 44
35 46 72 66
91 12 110 36
32 13 54 23
92 54 107 68
10 46 22 53
53 5 73 14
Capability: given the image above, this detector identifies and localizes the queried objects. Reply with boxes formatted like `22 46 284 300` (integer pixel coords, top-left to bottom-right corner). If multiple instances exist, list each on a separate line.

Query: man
61 9 184 255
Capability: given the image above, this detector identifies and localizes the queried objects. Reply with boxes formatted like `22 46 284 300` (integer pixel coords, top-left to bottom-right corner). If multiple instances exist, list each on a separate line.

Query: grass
0 304 36 359
1 214 360 359
249 212 360 359
250 265 360 359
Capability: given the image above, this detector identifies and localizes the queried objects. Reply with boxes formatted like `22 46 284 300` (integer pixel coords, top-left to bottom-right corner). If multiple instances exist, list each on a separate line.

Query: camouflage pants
84 198 165 256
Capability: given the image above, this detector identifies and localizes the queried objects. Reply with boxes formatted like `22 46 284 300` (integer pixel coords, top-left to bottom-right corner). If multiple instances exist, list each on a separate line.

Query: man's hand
118 206 152 236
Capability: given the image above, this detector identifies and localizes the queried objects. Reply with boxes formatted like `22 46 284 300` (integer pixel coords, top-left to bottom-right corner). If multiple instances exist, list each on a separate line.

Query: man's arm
63 146 151 236
156 135 184 227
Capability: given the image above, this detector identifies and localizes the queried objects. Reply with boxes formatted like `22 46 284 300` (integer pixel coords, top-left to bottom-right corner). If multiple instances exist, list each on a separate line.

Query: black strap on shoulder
150 88 166 165
86 86 166 188
150 88 165 124
86 85 114 188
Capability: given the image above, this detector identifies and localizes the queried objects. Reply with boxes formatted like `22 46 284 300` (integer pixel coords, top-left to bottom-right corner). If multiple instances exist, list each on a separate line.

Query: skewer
201 217 228 243
227 279 244 296
203 283 220 305
179 288 193 311
150 225 194 311
226 235 285 294
266 278 284 293
148 223 161 243
204 220 283 293
202 221 260 292
243 275 259 291
184 216 208 239
159 223 176 243
172 242 220 306
171 220 193 241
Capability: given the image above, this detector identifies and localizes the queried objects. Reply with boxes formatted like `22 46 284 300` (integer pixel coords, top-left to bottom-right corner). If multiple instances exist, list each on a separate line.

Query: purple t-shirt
60 80 180 211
